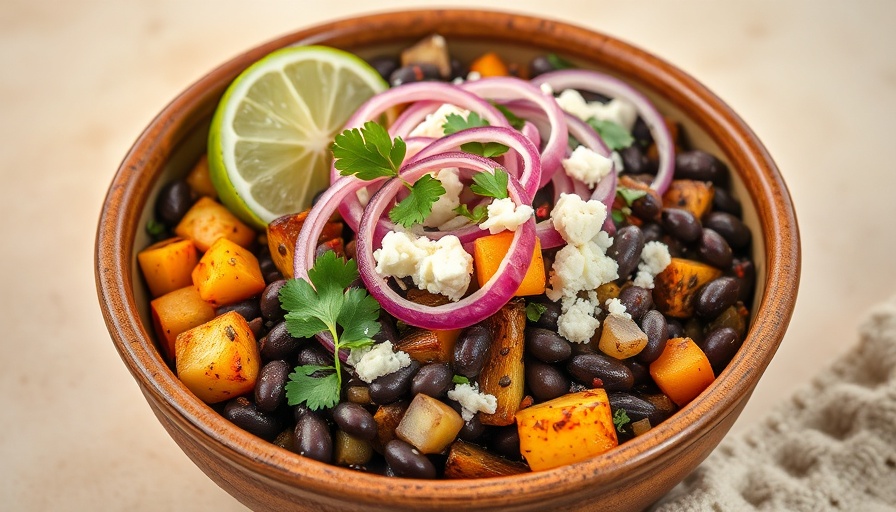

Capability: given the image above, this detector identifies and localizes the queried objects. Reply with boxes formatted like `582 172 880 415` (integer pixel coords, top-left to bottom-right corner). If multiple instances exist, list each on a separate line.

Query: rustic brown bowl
95 9 800 512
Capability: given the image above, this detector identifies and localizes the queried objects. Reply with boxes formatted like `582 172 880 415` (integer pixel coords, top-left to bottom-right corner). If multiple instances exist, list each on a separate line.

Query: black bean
294 413 333 463
607 225 645 280
260 280 287 323
532 301 561 331
332 402 377 441
607 392 667 426
526 360 570 401
155 179 194 227
369 361 420 405
701 327 742 374
567 354 634 391
683 318 705 345
367 55 400 81
389 63 440 87
247 317 264 339
631 117 653 147
293 403 312 423
630 191 662 221
662 208 702 243
489 426 522 460
666 318 684 339
641 222 663 243
410 363 453 398
297 344 332 368
625 359 650 386
458 414 485 442
216 298 261 323
260 322 302 361
255 360 290 413
703 212 751 250
452 324 492 378
674 150 729 184
372 315 398 345
695 277 740 320
712 187 743 218
384 439 436 479
637 311 668 365
619 145 650 175
223 397 282 441
257 249 282 285
525 327 572 363
449 58 468 80
698 229 733 270
618 286 653 321
730 258 756 304
527 55 555 77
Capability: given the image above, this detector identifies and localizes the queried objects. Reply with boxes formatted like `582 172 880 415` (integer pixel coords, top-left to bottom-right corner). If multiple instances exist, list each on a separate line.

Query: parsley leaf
332 121 406 180
279 252 381 410
453 204 489 224
526 302 548 322
613 408 631 433
452 375 471 385
546 53 575 70
616 186 647 207
611 209 626 224
586 118 634 151
492 103 526 130
470 169 509 199
461 141 509 158
442 112 490 134
389 173 446 228
145 219 166 239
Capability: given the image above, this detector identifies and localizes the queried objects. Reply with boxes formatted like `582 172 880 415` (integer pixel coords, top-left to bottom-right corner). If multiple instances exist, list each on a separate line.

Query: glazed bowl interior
97 9 799 512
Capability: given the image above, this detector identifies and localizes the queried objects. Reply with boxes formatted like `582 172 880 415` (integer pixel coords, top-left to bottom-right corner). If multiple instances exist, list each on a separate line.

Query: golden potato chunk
150 285 216 360
652 258 722 318
137 237 198 298
175 196 255 252
191 237 266 306
598 314 648 359
395 393 463 454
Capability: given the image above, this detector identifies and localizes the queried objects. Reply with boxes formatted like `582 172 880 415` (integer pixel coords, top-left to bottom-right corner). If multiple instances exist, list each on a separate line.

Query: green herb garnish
145 219 166 239
616 186 647 206
332 121 444 228
586 118 634 151
470 169 510 199
526 302 548 322
613 408 631 433
453 204 489 224
611 209 626 225
492 103 526 130
442 112 509 158
546 53 575 70
452 375 471 385
280 251 380 410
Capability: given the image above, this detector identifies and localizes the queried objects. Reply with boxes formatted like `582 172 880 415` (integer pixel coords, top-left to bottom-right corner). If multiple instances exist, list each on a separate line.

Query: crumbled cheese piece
605 297 632 320
409 104 471 138
545 240 619 301
479 197 534 234
539 82 554 96
374 231 473 301
350 341 412 384
551 193 607 246
633 241 672 289
423 168 463 227
561 146 614 188
447 382 497 421
555 89 638 131
466 71 482 81
611 151 624 174
557 297 602 343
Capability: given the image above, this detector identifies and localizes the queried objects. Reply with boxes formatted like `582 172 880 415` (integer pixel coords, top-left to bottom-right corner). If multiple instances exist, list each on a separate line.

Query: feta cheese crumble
349 341 412 384
479 197 534 234
605 297 631 320
551 193 607 246
555 89 638 131
447 382 497 421
633 241 672 289
557 297 602 344
374 231 473 301
423 168 463 228
409 104 471 138
561 146 614 188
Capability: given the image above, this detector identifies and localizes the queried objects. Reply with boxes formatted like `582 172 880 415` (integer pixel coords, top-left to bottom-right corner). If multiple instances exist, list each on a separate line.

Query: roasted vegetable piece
137 237 199 297
444 439 529 478
662 179 715 219
598 313 648 359
401 34 451 78
372 401 408 453
150 285 216 360
334 430 374 466
266 210 344 278
185 154 218 199
515 389 618 471
394 328 460 364
395 393 464 454
649 337 715 406
175 311 260 403
474 231 545 296
191 237 267 306
652 257 723 318
174 196 255 252
469 52 509 77
479 299 527 426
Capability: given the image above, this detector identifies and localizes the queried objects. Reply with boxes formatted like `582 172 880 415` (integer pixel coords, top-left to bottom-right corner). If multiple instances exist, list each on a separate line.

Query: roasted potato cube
334 430 374 466
150 285 216 360
174 196 255 252
175 311 260 403
444 440 529 479
191 237 266 306
649 337 715 406
185 154 217 199
395 393 463 454
662 179 714 219
137 237 199 297
401 34 451 78
598 314 648 359
372 401 409 453
266 210 343 278
515 389 618 471
652 258 723 318
394 328 460 364
479 299 527 426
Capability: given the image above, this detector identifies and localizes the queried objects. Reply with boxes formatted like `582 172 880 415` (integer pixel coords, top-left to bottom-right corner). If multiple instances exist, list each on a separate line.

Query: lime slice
208 46 388 229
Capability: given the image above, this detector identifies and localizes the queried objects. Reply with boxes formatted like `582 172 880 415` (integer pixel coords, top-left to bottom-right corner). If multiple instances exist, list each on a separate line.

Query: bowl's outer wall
96 9 800 512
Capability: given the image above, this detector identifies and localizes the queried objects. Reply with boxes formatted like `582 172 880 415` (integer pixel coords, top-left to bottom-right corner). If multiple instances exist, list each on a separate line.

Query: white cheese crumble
561 145 614 188
447 382 497 421
539 82 554 96
466 71 482 82
409 104 471 138
633 241 672 289
551 193 607 246
479 197 534 234
557 297 602 344
605 297 632 320
545 240 619 302
555 89 638 131
423 168 463 228
349 341 412 384
374 231 473 301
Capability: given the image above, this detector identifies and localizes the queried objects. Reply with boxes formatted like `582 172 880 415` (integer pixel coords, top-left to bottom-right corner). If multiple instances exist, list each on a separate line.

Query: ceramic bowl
96 9 800 511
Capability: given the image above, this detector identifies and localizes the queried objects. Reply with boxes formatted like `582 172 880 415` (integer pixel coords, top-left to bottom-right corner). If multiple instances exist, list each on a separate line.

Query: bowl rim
96 8 800 509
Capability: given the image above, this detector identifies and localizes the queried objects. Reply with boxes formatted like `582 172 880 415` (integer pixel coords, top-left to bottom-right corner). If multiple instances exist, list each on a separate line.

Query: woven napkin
651 296 896 511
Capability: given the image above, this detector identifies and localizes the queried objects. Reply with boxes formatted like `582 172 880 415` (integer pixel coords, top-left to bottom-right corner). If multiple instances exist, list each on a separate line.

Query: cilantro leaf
452 375 470 385
442 112 490 135
616 186 647 207
546 53 575 70
280 279 332 338
337 287 381 346
613 408 631 433
526 302 548 322
332 121 405 180
492 103 526 130
587 118 634 151
285 365 340 410
611 209 625 224
145 219 166 239
389 174 446 228
460 141 509 158
470 169 509 199
453 204 489 224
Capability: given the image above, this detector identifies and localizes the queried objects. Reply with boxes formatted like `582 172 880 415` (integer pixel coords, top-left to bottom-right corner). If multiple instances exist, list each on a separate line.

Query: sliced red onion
356 152 536 330
521 121 541 149
388 100 441 136
531 70 675 195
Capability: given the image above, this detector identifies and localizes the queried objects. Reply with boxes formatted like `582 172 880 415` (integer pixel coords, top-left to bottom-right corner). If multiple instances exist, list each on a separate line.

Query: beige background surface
3 1 895 509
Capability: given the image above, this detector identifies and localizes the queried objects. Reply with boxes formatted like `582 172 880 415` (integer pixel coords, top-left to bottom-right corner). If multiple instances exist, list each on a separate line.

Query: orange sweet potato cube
150 285 216 360
649 337 715 406
175 196 255 252
473 231 545 296
137 237 199 297
191 238 266 306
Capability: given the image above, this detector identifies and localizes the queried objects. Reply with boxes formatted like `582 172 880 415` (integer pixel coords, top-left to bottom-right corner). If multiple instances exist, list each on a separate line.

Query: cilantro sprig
613 408 631 433
526 302 547 322
453 204 488 224
279 251 380 410
587 118 634 151
470 169 509 199
332 122 445 228
442 112 509 158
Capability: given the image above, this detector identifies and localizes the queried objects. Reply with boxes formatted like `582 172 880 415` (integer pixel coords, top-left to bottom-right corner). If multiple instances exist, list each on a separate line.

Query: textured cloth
652 297 896 511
